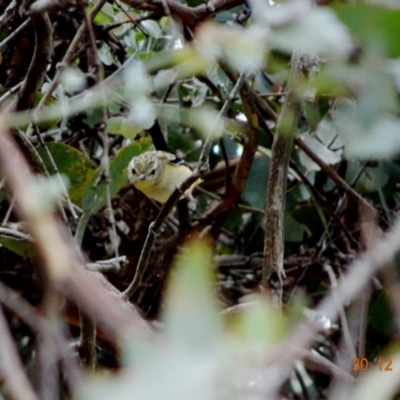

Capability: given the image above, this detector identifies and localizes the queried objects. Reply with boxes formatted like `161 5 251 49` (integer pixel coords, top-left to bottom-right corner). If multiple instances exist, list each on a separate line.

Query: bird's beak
139 174 146 181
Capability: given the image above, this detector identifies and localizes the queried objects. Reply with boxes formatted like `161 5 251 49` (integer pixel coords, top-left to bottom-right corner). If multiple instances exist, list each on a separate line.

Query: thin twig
87 256 127 273
0 81 23 108
0 19 30 51
198 71 247 173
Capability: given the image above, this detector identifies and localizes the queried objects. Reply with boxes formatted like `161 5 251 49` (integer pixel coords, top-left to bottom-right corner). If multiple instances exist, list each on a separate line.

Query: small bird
127 150 194 203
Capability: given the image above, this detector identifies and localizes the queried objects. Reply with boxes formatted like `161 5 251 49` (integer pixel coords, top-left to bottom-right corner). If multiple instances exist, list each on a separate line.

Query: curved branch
8 13 52 112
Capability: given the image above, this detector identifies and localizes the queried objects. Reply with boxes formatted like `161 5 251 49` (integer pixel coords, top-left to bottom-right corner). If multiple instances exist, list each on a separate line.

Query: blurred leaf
138 51 157 61
299 134 342 171
195 22 266 72
243 156 269 210
334 4 400 58
163 237 222 349
346 163 389 193
140 20 162 38
333 97 400 160
81 138 152 213
0 234 36 259
284 214 307 243
37 143 96 205
97 43 115 66
369 292 394 338
264 4 353 57
292 205 325 239
231 295 288 345
83 108 103 127
106 116 124 134
107 116 145 138
91 2 115 25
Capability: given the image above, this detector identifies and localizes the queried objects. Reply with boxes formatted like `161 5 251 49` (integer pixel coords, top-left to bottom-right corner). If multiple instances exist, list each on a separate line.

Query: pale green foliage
26 175 69 214
78 238 290 400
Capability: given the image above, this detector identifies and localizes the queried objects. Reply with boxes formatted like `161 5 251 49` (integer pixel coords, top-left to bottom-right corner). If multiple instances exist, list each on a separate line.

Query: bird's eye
150 169 156 175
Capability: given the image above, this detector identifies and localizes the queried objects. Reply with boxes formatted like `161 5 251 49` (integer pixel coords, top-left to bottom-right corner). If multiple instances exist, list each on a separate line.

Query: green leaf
334 4 400 58
108 116 146 139
140 20 162 39
284 214 307 243
369 292 394 338
81 138 152 213
299 134 342 171
243 157 269 210
91 2 115 25
97 43 115 66
162 237 222 349
346 163 389 194
231 296 288 345
37 143 96 205
0 233 36 259
292 205 325 239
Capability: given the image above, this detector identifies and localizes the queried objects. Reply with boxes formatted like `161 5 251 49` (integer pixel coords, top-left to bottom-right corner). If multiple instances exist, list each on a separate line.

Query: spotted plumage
127 150 193 203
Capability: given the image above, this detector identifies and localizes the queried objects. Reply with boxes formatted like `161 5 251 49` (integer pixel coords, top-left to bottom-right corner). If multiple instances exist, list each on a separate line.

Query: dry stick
87 256 127 273
121 0 244 26
0 121 154 341
74 0 107 369
265 215 400 396
0 0 18 28
5 13 63 400
0 82 23 108
263 53 318 301
122 71 248 300
352 205 378 366
0 305 39 400
0 19 30 51
295 348 354 383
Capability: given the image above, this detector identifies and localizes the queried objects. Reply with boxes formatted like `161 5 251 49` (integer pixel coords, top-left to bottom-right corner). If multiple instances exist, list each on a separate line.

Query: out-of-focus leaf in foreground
37 142 96 205
78 237 290 400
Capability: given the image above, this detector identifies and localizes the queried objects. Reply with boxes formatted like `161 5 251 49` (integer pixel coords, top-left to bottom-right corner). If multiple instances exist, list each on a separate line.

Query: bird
127 150 195 203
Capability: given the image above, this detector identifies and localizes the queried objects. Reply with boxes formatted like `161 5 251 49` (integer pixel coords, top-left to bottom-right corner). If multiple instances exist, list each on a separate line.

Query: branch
121 0 245 27
262 53 318 301
7 13 52 112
